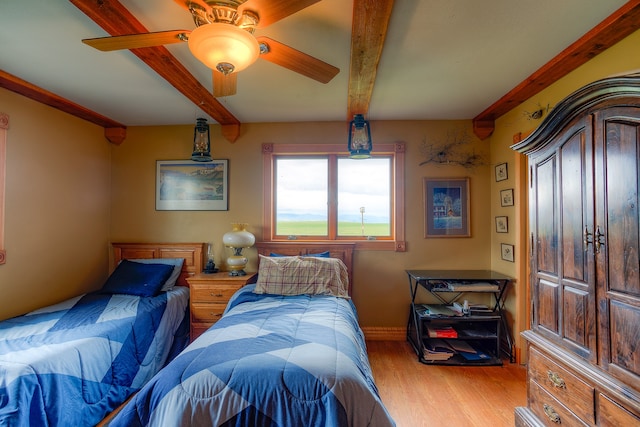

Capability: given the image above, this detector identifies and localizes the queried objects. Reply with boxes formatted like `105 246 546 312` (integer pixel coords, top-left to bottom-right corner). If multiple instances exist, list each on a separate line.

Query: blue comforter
0 286 189 427
110 285 395 426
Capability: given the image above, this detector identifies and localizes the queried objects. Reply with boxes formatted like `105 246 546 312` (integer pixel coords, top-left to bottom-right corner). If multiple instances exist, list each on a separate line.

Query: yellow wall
110 120 491 328
0 88 111 320
489 28 640 359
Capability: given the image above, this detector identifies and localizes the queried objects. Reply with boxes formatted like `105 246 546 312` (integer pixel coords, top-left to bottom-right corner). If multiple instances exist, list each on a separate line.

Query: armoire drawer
597 393 640 426
529 380 589 427
528 347 594 423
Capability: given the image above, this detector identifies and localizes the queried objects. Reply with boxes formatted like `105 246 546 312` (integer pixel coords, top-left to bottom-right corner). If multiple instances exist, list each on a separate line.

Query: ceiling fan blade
213 70 237 97
241 0 322 28
82 30 189 51
256 36 339 84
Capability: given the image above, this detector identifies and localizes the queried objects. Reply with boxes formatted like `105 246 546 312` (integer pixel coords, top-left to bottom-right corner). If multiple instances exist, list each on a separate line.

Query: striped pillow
254 255 349 298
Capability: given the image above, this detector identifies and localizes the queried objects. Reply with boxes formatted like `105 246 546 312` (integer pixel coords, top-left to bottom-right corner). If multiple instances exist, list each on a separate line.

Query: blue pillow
101 259 174 297
269 251 330 258
128 258 184 291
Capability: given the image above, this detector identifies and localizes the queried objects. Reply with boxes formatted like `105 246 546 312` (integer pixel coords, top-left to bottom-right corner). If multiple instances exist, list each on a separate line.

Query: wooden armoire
512 74 640 426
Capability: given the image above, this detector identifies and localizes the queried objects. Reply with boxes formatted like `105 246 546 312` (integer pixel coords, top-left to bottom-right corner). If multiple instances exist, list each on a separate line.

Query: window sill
266 239 406 252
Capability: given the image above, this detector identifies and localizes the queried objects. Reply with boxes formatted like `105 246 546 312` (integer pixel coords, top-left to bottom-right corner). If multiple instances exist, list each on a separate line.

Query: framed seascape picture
501 243 514 262
495 216 508 233
495 162 508 181
423 177 470 238
500 188 514 207
156 160 228 211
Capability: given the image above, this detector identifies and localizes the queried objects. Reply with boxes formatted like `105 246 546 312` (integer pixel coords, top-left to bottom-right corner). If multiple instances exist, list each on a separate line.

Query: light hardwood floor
366 340 527 427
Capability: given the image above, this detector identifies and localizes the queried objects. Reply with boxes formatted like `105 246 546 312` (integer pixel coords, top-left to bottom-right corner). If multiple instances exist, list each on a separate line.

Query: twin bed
0 242 204 426
0 242 394 426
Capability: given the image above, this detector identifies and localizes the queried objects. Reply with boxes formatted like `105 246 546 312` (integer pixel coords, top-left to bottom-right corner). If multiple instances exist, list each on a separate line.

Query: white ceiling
0 0 629 126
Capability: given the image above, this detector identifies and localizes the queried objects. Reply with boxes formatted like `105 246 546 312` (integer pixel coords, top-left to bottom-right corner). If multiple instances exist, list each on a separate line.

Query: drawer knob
210 312 222 318
543 404 561 423
210 292 224 297
547 370 566 388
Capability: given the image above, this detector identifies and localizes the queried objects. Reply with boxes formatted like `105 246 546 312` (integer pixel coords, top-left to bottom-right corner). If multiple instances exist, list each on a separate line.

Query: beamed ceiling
1 0 640 143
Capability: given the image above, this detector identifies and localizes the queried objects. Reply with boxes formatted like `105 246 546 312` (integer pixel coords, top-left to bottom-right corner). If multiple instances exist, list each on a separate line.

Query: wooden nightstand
186 272 254 341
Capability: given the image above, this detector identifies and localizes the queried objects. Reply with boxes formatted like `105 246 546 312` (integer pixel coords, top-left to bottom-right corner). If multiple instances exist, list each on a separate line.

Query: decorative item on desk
348 114 372 159
203 243 219 274
191 117 213 162
223 223 255 276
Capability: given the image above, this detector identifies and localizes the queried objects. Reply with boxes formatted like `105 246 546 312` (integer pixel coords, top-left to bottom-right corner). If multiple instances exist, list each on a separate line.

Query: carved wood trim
0 112 7 264
0 70 127 143
473 0 640 139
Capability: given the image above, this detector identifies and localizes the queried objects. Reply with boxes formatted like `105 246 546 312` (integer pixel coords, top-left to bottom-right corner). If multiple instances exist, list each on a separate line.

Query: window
262 142 405 251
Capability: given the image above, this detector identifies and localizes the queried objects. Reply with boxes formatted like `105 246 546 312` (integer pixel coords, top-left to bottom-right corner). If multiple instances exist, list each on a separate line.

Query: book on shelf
458 349 492 361
457 328 496 338
427 325 458 338
422 339 455 361
444 339 476 353
443 340 492 361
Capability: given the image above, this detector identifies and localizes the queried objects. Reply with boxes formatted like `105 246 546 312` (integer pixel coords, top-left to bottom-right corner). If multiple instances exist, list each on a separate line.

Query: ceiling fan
82 0 340 97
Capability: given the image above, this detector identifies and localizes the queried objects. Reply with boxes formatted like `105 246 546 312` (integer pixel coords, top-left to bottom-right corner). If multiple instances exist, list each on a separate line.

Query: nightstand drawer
190 284 243 303
191 302 227 323
187 272 254 343
528 347 594 423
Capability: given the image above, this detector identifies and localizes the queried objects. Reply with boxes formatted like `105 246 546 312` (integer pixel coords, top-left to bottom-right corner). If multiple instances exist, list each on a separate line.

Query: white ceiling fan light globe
188 24 260 74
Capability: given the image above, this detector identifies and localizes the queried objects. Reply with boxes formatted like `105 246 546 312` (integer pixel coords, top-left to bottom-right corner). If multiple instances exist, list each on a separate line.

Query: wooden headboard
254 242 356 294
112 242 205 287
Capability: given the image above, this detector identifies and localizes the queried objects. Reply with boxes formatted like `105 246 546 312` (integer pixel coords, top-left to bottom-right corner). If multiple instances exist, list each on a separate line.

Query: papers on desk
446 281 499 291
420 304 463 317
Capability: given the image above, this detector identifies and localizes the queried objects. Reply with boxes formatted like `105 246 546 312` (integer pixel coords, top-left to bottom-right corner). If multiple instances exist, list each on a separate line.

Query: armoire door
530 114 597 362
594 105 640 387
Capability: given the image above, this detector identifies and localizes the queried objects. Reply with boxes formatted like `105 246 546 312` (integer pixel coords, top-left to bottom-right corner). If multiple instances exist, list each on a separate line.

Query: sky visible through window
275 157 391 232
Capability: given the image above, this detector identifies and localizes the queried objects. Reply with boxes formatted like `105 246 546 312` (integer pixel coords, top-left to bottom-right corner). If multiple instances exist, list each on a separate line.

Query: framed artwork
501 243 514 262
495 162 508 181
495 216 508 233
156 160 228 211
500 188 514 207
423 177 470 238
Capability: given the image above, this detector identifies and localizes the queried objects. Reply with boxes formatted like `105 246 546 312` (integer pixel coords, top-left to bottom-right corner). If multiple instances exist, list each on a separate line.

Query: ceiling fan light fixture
188 23 260 73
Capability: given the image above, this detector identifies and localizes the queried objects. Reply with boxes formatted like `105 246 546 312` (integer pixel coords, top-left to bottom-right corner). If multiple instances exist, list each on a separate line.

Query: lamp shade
222 223 255 276
348 114 372 159
188 23 260 74
191 117 212 162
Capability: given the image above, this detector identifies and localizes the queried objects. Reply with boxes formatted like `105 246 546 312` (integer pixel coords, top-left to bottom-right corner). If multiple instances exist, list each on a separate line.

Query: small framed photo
495 216 508 233
495 163 508 182
500 188 514 207
423 177 471 238
501 243 514 262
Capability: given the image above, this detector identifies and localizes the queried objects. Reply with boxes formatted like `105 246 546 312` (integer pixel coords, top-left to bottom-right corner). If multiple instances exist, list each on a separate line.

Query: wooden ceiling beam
473 0 640 139
347 0 395 119
0 70 127 144
68 0 241 142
